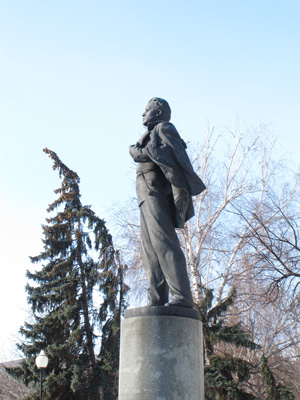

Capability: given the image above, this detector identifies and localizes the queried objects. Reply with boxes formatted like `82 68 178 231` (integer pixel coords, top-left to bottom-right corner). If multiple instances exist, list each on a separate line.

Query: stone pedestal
118 306 204 400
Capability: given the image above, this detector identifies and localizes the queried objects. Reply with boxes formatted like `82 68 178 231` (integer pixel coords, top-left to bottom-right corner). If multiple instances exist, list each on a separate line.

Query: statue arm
129 144 151 162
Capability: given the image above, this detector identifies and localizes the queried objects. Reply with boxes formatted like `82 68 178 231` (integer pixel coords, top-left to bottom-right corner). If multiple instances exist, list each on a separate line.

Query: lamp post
35 350 49 400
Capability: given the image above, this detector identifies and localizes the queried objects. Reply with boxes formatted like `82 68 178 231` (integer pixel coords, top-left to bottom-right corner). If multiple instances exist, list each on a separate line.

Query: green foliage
261 354 277 400
196 289 259 400
261 355 295 400
198 291 295 399
97 251 129 400
8 149 128 400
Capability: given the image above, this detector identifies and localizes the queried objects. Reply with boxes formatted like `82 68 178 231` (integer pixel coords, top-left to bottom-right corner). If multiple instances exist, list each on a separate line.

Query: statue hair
149 97 171 122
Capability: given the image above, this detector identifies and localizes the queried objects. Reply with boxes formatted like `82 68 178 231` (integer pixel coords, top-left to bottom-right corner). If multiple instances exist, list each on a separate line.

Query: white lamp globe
35 350 49 369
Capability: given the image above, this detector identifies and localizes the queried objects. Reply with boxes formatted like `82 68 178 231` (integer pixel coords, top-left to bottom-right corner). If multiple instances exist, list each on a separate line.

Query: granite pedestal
118 306 204 400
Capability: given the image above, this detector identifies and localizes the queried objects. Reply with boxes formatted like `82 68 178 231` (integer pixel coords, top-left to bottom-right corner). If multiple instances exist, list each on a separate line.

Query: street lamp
35 350 49 400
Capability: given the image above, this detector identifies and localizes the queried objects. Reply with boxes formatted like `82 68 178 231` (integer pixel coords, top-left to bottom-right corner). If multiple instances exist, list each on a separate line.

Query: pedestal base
118 306 204 400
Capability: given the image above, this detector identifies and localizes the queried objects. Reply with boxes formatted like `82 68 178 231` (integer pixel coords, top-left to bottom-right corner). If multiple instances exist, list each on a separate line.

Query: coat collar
137 120 164 147
147 119 165 131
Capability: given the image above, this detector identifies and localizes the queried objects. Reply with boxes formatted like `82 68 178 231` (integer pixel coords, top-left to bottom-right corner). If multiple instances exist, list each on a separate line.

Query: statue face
142 101 160 127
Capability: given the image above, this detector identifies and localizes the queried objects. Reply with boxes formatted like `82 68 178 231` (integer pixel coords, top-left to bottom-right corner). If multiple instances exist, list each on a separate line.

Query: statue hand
129 145 136 158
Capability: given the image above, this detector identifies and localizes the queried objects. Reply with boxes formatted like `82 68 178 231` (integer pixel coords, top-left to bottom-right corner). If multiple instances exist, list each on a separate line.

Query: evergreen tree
197 289 259 400
261 354 295 400
9 149 127 399
97 251 128 400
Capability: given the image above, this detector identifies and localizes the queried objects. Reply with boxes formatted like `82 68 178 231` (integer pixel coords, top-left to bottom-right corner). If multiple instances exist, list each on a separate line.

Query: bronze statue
129 98 206 308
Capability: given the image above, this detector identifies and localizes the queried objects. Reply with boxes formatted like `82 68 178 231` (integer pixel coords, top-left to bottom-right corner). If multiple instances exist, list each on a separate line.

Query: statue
129 98 206 308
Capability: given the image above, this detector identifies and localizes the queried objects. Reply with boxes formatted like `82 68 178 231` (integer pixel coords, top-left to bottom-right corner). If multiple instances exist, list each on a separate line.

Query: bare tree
229 275 300 398
181 123 300 397
240 197 300 298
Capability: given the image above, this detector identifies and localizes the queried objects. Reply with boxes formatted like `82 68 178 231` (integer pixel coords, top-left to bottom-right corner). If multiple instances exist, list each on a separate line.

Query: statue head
142 97 171 127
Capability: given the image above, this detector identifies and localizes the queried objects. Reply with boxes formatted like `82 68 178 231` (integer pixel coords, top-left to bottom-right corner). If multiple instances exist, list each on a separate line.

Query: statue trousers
140 194 193 307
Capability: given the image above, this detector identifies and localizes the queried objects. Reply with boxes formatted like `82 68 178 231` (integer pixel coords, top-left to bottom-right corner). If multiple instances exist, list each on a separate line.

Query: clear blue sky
0 0 299 361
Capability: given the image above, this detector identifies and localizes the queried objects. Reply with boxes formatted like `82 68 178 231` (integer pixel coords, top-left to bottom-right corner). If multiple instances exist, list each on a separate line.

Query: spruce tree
9 149 127 399
97 251 128 400
261 354 295 400
197 289 259 400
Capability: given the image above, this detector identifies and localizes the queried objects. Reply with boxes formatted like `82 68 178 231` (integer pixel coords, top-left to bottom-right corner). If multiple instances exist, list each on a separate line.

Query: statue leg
140 205 169 306
140 196 193 308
